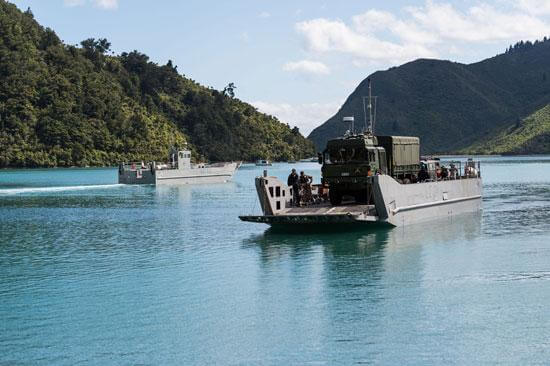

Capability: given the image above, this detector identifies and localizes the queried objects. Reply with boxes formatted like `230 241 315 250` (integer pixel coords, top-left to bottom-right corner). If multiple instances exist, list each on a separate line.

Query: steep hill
463 104 550 155
309 40 550 154
0 1 314 168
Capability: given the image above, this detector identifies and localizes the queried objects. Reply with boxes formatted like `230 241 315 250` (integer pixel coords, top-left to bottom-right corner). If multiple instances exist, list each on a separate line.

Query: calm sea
1 157 549 365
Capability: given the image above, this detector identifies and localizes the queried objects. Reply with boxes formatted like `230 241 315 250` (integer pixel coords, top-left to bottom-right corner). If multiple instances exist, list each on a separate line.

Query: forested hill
0 1 314 168
308 39 550 154
462 104 550 155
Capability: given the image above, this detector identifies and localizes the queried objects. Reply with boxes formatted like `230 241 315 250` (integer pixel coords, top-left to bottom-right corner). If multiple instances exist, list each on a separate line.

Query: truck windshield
327 148 368 163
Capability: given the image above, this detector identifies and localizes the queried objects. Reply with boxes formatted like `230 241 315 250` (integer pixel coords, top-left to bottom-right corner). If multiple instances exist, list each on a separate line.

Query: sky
10 0 550 135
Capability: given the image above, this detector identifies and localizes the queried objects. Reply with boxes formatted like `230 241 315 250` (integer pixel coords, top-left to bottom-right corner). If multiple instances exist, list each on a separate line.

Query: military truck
320 134 420 205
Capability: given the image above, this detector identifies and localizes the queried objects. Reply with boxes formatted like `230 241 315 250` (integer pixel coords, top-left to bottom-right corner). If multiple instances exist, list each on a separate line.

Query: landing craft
239 80 482 227
118 147 239 185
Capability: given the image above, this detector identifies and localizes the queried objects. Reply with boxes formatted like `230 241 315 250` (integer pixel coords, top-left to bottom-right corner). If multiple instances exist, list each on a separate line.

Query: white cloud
283 60 331 75
64 0 85 6
94 0 118 10
407 2 550 42
352 10 438 45
515 0 550 15
296 18 437 64
258 11 271 19
63 0 118 9
295 1 550 65
251 100 341 135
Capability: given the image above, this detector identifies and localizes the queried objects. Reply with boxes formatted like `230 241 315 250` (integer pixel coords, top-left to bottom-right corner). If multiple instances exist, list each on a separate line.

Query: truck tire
329 189 342 206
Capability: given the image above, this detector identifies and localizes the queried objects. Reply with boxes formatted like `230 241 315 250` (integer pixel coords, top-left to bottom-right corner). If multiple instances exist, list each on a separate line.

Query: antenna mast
362 78 377 135
368 78 373 134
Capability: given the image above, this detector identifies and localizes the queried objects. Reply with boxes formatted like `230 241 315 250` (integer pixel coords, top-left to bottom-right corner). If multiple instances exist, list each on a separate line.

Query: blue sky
11 0 550 134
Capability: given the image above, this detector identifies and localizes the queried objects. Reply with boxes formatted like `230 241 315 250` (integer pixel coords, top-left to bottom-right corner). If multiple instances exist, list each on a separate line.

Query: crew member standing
287 169 300 206
299 171 313 205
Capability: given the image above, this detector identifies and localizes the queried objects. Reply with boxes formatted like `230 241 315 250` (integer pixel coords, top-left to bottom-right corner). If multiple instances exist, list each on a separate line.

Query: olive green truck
320 135 420 205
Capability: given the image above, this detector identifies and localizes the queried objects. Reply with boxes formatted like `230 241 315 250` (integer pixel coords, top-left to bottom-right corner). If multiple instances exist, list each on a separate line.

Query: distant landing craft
118 148 239 185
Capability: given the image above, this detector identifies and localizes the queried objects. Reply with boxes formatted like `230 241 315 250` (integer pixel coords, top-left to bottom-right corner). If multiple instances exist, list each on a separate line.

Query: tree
80 38 111 62
121 50 150 74
96 38 111 54
223 82 236 98
24 7 33 17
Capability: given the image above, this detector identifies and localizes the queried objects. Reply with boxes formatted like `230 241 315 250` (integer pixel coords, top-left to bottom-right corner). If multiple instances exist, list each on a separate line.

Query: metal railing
438 159 481 180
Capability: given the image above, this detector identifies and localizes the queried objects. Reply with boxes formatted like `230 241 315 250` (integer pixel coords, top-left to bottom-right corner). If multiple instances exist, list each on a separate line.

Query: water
1 158 549 365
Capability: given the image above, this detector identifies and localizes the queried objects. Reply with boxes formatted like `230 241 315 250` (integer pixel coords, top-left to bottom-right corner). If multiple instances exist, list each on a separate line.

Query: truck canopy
376 136 420 175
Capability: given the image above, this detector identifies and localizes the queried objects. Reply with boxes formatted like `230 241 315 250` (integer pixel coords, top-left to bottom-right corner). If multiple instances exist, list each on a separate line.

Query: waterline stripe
391 195 482 215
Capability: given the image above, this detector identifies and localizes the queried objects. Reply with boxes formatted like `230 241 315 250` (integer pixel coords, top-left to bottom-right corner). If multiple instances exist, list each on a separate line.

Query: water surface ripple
1 157 549 365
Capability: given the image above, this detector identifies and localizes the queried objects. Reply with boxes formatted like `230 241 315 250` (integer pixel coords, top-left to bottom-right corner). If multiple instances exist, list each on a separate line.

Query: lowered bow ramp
240 204 380 225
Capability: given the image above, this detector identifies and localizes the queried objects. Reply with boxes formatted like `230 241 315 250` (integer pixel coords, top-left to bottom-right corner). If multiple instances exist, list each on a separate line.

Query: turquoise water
1 158 549 365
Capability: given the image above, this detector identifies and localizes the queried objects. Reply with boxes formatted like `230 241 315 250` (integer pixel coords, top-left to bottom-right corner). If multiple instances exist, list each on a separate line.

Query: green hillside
463 104 550 155
0 1 314 168
308 40 550 154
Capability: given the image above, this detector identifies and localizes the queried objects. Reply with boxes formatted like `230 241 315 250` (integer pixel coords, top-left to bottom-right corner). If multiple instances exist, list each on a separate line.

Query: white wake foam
0 184 123 195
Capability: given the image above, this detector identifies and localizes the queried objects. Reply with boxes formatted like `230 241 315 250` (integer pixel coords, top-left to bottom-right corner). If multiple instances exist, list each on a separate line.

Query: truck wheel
329 190 342 206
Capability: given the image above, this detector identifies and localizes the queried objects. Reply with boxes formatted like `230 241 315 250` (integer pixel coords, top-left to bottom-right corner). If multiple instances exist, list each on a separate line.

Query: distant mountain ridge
309 39 550 154
0 1 314 168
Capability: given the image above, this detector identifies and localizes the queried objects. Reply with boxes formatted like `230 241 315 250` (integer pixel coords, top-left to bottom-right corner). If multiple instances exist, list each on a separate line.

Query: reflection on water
244 213 482 263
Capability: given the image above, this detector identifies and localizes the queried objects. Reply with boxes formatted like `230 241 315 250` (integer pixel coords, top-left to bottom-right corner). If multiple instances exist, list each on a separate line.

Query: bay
1 157 549 365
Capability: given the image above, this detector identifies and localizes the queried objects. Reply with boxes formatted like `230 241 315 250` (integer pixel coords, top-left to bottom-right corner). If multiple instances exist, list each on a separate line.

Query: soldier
449 163 458 179
418 165 429 182
299 171 313 205
287 169 299 206
441 165 449 180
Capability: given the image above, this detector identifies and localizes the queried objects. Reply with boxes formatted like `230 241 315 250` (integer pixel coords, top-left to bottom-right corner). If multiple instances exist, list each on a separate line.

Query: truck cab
320 134 420 205
321 134 386 205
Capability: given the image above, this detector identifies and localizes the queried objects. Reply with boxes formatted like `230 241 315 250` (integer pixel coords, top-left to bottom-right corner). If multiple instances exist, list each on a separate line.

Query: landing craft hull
239 174 482 228
119 162 239 185
372 175 482 226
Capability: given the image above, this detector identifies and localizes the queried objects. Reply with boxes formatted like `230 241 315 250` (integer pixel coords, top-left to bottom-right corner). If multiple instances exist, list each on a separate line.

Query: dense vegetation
309 39 550 154
463 104 550 155
0 1 314 168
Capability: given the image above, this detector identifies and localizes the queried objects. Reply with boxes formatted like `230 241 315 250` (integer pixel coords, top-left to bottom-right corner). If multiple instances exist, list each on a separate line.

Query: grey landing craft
118 149 240 185
239 134 482 227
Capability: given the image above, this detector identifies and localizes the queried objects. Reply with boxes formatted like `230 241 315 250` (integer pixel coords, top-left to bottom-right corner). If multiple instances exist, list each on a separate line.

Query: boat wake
0 184 124 195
